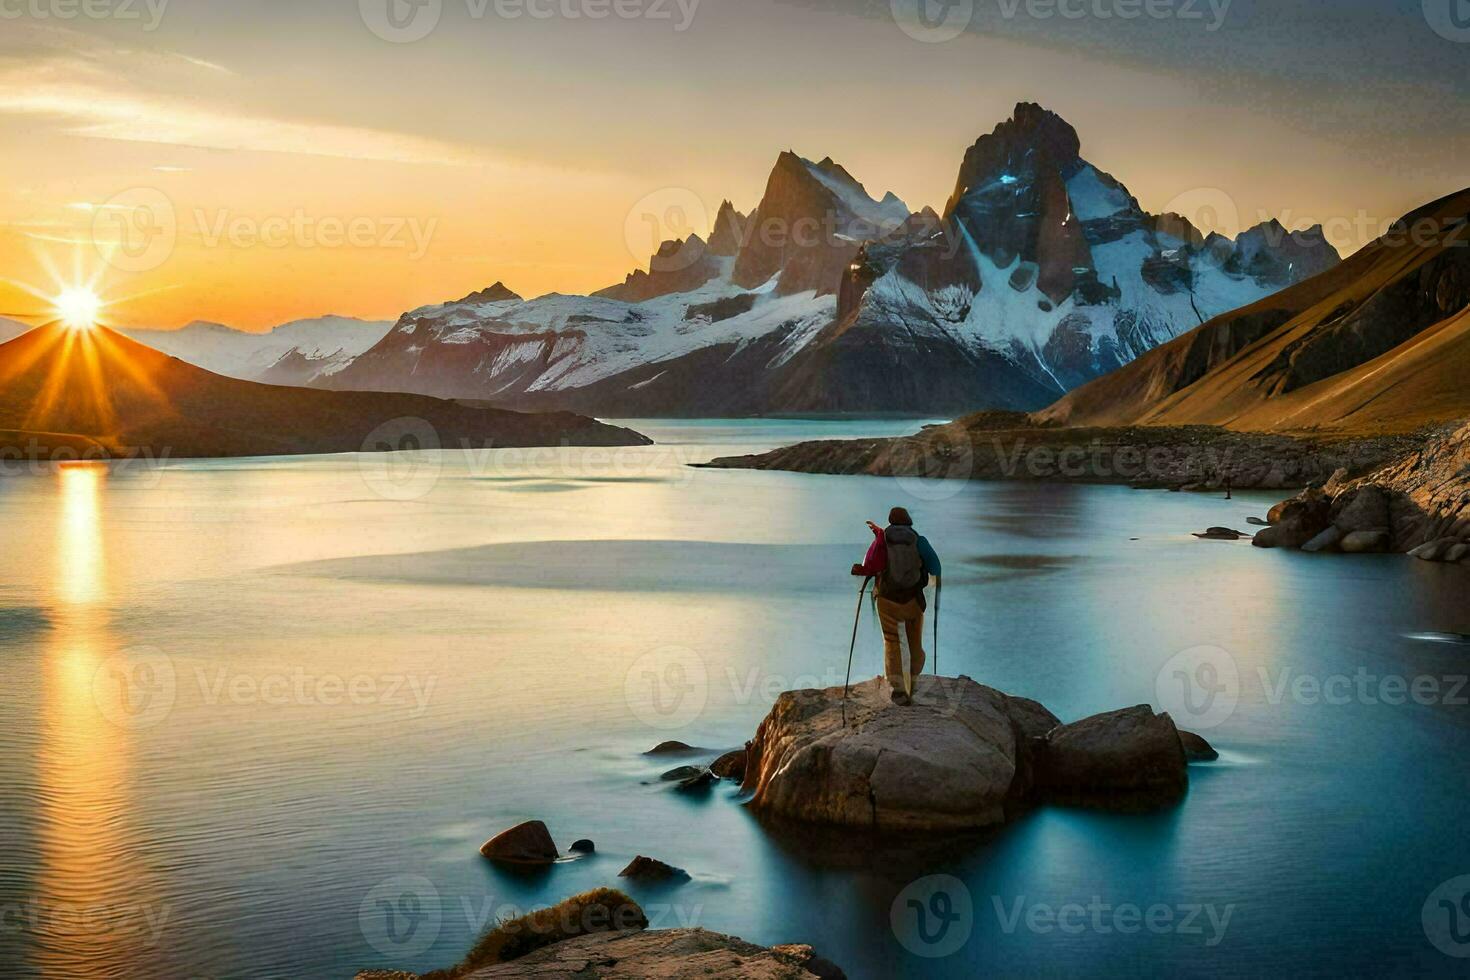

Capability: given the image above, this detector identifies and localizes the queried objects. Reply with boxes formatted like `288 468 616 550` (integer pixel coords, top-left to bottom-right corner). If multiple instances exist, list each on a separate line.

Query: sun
55 288 103 330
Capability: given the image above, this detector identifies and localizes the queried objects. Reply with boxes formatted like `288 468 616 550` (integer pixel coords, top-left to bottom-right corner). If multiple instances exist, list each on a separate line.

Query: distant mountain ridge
122 315 393 386
0 325 647 459
1040 187 1470 434
309 103 1337 417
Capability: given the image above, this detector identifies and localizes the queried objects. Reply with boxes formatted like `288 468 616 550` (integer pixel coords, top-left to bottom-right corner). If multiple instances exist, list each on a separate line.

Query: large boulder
742 676 1179 832
741 675 1035 831
1036 706 1189 803
1332 484 1391 534
1256 488 1332 549
1301 526 1343 553
480 821 559 865
1340 529 1392 554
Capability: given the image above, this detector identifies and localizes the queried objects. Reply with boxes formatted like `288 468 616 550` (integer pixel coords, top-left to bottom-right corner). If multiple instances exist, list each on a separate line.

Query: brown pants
876 596 926 694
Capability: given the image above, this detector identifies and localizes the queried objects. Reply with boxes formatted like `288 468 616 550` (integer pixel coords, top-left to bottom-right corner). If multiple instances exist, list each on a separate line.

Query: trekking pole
933 576 941 676
843 577 871 727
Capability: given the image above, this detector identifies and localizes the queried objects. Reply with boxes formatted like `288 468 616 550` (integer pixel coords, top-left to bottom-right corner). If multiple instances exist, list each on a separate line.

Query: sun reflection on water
34 465 161 978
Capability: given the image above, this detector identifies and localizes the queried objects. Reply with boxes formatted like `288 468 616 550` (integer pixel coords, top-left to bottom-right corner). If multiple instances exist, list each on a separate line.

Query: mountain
1039 187 1470 434
0 325 647 459
317 103 1337 416
0 317 31 343
122 315 393 386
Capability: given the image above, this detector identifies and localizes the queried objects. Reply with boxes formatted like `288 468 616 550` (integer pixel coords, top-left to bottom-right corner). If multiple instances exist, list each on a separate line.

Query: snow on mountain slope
123 316 392 384
323 264 835 402
319 103 1338 417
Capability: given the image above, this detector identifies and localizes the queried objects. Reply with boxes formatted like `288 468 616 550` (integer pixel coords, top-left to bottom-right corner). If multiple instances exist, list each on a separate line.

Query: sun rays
0 246 175 440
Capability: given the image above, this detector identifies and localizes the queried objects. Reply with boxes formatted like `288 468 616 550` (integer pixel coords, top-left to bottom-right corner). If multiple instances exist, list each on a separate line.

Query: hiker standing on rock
850 506 942 706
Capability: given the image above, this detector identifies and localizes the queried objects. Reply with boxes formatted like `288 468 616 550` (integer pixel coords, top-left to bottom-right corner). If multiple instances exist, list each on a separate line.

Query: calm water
1 419 1468 979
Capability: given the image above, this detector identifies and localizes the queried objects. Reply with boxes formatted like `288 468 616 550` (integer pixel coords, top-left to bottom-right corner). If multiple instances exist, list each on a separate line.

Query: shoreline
700 412 1436 492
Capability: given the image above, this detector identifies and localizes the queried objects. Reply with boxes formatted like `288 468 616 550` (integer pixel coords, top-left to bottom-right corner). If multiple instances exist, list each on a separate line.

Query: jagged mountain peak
948 102 1084 214
456 282 523 305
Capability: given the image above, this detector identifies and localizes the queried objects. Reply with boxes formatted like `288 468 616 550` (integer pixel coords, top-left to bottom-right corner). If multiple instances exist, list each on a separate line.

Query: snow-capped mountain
123 316 393 385
318 104 1339 416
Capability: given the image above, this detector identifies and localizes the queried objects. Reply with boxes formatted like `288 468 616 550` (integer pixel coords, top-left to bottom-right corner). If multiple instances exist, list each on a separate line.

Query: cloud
0 24 476 165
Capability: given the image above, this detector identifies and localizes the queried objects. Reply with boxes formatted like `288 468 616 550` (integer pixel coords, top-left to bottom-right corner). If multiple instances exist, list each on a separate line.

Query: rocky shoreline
703 411 1425 492
1254 421 1470 560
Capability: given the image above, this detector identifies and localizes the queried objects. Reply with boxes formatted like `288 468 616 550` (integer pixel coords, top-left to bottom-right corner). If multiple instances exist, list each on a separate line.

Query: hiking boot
890 690 911 706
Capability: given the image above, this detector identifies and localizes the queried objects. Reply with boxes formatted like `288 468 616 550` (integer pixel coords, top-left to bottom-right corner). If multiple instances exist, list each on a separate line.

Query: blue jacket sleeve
917 535 942 577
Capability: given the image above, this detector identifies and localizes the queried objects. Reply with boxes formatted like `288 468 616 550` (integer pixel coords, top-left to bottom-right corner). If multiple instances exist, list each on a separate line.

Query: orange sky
1 2 1464 331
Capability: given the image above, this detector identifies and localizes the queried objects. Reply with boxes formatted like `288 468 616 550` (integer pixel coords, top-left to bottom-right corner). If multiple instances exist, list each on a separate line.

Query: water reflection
34 465 158 979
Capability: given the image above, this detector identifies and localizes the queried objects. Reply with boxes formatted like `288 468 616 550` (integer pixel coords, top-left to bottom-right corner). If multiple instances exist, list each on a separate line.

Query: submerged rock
645 741 699 755
660 766 706 782
619 855 690 882
480 821 559 865
569 839 596 854
1178 730 1220 762
741 676 1184 832
1194 527 1250 540
711 748 748 781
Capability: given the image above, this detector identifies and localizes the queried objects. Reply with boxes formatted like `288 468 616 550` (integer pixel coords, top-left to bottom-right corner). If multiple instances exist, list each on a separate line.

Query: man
850 506 942 705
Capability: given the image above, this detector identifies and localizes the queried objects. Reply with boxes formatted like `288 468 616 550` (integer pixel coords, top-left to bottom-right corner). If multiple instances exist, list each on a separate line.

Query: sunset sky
1 0 1466 331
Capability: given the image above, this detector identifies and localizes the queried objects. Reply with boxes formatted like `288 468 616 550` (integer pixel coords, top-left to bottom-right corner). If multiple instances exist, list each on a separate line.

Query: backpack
880 525 929 603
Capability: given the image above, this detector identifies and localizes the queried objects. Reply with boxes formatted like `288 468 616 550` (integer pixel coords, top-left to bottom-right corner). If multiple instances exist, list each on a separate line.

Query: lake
1 418 1467 978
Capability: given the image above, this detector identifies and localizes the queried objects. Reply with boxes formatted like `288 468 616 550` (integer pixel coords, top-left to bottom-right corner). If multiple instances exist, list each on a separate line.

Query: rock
1258 488 1332 548
741 675 1031 831
1178 730 1219 762
480 821 559 865
1410 536 1461 561
1036 706 1188 803
569 839 595 854
711 749 748 781
1251 525 1293 548
1247 516 1270 526
645 741 698 755
1332 484 1391 534
1193 527 1249 540
1301 525 1343 553
660 766 705 782
674 770 716 792
1323 466 1351 495
771 944 847 980
1005 695 1061 739
364 928 847 979
1340 529 1392 553
619 856 689 881
1448 543 1470 562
